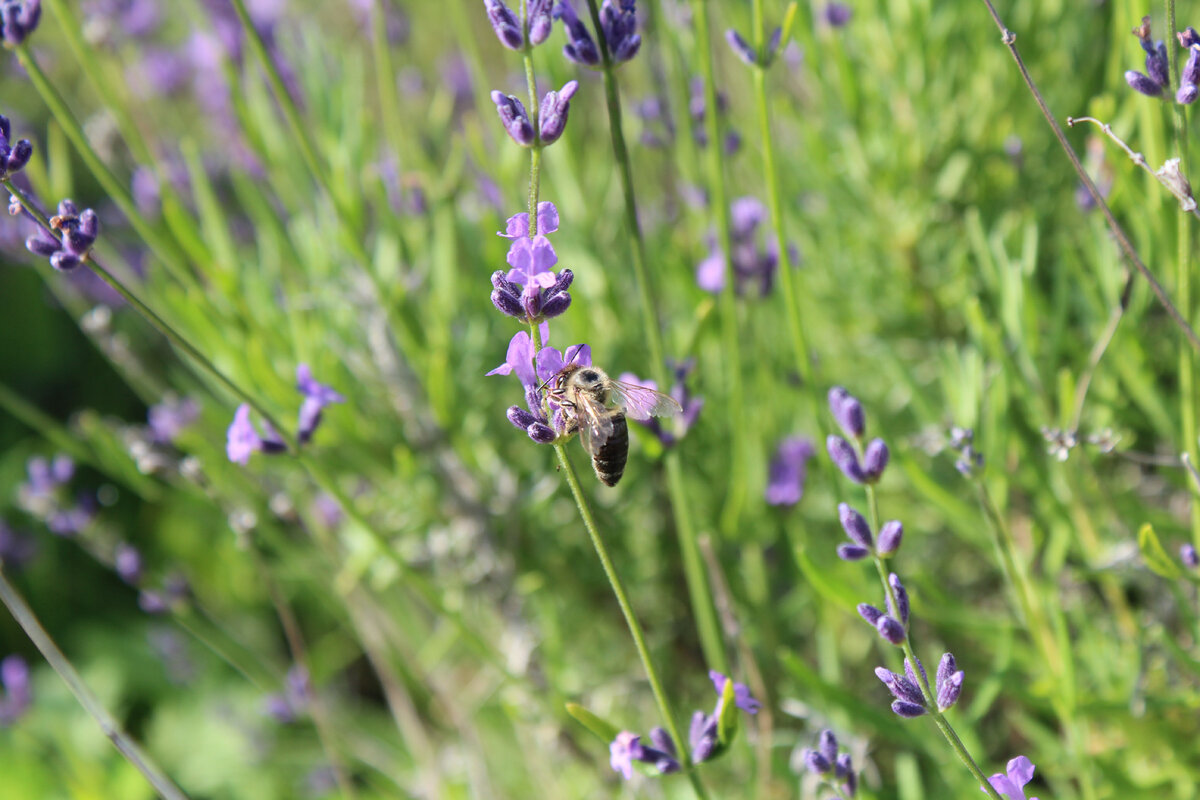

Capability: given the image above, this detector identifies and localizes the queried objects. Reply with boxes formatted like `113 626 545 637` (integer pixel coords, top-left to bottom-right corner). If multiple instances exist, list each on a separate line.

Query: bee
547 364 683 486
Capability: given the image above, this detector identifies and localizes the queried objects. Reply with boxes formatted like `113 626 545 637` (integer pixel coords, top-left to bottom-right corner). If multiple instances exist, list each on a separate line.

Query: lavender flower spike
554 1 600 65
490 91 535 146
296 364 346 444
538 80 579 145
483 0 523 50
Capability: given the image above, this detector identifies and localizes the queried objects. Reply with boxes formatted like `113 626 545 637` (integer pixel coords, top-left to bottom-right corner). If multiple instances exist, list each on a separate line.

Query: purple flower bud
863 438 889 481
649 726 676 758
527 422 557 443
689 710 719 763
828 386 865 438
827 435 865 483
1178 83 1199 104
875 666 924 706
25 232 59 257
904 655 926 690
50 251 82 271
1126 70 1164 96
0 114 9 141
490 91 535 146
114 542 143 585
227 404 262 464
507 406 538 430
857 603 883 626
803 748 832 774
62 209 99 256
1 0 41 46
818 729 838 765
936 664 964 712
4 138 32 174
887 573 909 624
838 754 856 796
891 700 927 718
766 27 782 62
1184 45 1200 86
483 0 524 50
528 0 554 44
1148 41 1170 87
491 273 525 318
876 520 903 555
554 1 600 65
1181 26 1200 48
838 502 873 548
296 365 345 445
538 80 579 145
837 544 869 561
725 28 757 65
875 614 905 645
1181 543 1199 569
825 2 851 27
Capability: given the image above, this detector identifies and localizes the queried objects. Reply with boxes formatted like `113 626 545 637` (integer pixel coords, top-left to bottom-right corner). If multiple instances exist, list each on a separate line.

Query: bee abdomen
592 414 629 487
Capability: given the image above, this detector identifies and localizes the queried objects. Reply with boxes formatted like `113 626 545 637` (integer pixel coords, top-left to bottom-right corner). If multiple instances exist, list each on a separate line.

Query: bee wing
574 394 615 456
609 379 684 422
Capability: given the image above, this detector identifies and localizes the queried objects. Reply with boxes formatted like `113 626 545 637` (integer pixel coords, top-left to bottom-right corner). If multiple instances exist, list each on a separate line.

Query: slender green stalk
4 180 294 447
551 443 710 800
1165 0 1200 548
688 0 749 535
861 484 1003 800
976 0 1200 352
574 0 728 675
12 45 196 289
0 567 191 800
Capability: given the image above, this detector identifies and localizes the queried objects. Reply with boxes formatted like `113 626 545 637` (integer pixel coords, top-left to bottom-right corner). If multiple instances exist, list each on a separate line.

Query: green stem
862 484 1003 800
4 180 293 447
689 0 748 535
0 567 191 800
12 45 195 289
551 444 710 800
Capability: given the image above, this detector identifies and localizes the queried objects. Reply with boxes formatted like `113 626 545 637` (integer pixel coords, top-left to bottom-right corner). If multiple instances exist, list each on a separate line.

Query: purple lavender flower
483 0 523 49
554 0 640 67
887 572 909 624
296 364 346 444
936 652 964 711
148 395 200 444
487 327 589 442
985 756 1040 800
491 91 536 146
0 0 40 46
263 665 311 724
1127 17 1170 97
114 542 143 585
491 204 573 322
828 386 865 438
875 665 926 717
824 2 852 27
26 199 100 271
1182 543 1200 569
608 728 679 778
709 670 760 714
838 503 872 548
226 404 286 464
876 519 903 555
528 0 553 45
538 80 579 145
498 202 559 238
765 436 816 506
725 29 757 65
689 708 719 763
696 197 784 296
1179 45 1200 103
610 731 641 779
801 729 857 797
0 655 31 726
0 115 33 179
826 435 865 483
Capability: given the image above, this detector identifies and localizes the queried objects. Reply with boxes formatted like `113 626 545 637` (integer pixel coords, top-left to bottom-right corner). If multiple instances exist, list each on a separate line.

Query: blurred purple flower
226 404 286 464
696 197 787 296
114 542 143 585
0 655 31 726
296 364 346 444
0 0 41 47
263 665 311 724
1182 543 1200 569
824 2 852 27
555 0 640 66
498 202 560 238
985 756 1040 800
800 729 858 797
765 436 815 506
0 521 37 570
83 0 161 42
709 670 760 714
0 114 33 179
148 395 200 444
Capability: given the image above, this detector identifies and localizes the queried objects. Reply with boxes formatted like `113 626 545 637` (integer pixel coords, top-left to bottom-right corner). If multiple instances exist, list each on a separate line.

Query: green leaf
715 673 739 747
1138 523 1181 579
565 703 620 744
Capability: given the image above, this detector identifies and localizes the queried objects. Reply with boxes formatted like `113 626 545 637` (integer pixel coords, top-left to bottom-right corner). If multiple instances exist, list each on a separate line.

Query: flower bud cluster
826 386 889 484
874 653 963 717
799 729 858 798
0 115 32 179
609 671 759 782
484 0 553 51
490 202 573 323
556 0 641 67
1125 17 1200 104
490 81 579 147
25 199 99 271
836 503 902 561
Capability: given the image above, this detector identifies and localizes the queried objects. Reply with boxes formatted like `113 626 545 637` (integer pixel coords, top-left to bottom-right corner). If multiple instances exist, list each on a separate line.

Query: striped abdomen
591 413 629 486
